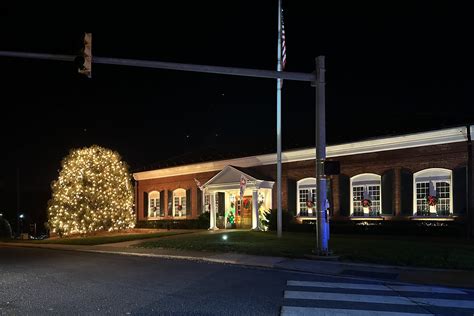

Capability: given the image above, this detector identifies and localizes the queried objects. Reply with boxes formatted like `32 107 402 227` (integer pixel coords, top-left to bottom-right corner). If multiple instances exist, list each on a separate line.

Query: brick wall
136 142 470 222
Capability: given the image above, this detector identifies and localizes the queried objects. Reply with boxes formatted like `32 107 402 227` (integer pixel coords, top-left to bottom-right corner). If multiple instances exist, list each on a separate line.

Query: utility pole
0 50 324 240
314 56 330 255
16 167 20 235
276 0 283 238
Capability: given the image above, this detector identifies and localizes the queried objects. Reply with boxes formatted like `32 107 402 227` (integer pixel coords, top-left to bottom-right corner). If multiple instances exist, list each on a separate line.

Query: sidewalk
2 239 474 289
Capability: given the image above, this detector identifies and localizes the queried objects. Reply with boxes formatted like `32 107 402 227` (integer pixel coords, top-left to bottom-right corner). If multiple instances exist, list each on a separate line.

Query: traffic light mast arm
0 51 316 83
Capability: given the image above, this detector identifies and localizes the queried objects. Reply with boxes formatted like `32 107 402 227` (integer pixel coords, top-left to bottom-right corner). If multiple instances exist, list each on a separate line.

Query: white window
204 193 219 213
413 168 452 216
173 189 186 217
204 194 211 212
297 178 316 216
350 174 381 216
148 191 160 218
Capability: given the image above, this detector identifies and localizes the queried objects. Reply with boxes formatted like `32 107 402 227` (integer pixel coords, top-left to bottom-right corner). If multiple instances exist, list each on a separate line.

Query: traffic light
74 32 92 78
324 160 340 175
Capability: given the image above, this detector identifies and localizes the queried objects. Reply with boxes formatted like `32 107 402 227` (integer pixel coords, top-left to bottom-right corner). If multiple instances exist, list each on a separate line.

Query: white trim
172 188 186 217
297 178 316 216
350 173 382 216
134 126 468 180
413 168 453 216
148 190 160 218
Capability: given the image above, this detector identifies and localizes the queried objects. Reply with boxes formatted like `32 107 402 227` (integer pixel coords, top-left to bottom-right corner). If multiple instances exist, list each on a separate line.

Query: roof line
134 125 469 180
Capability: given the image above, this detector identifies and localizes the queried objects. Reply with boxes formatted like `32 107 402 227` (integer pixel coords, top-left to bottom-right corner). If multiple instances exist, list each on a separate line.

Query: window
204 193 219 213
297 178 316 216
173 189 186 217
204 194 211 212
413 168 452 216
148 191 160 218
350 174 381 216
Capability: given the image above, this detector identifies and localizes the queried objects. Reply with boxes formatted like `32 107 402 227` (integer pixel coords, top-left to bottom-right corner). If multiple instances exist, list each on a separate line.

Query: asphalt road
1 246 473 315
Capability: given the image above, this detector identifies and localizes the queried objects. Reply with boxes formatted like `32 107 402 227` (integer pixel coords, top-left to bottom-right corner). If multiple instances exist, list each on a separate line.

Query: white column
209 192 218 230
252 189 259 230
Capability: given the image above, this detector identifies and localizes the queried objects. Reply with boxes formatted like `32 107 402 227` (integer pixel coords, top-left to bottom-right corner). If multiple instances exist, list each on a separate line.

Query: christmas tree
48 145 135 236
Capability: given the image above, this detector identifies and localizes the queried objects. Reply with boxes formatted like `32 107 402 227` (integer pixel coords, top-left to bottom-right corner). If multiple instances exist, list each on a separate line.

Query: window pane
352 186 364 216
299 189 309 216
436 181 450 216
367 185 381 215
416 182 429 215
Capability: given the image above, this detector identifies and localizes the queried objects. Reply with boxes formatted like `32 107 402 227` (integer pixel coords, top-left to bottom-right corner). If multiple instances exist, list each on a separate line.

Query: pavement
2 237 474 290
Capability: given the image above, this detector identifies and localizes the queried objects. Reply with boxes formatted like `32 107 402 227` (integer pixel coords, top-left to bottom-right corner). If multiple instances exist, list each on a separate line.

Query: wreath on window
306 200 314 209
361 198 372 208
177 204 183 211
427 195 438 206
243 199 251 209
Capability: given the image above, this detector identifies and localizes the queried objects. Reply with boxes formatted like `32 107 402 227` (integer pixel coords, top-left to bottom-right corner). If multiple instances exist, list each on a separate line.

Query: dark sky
0 2 473 224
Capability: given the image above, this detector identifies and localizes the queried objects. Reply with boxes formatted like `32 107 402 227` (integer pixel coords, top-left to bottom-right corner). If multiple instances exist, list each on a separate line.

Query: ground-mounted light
222 234 228 241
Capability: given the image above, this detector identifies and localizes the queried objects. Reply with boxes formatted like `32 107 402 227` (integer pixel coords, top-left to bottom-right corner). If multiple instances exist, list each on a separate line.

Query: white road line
287 281 466 295
288 281 388 291
281 306 433 316
285 290 474 309
284 291 416 305
410 296 474 309
389 285 466 295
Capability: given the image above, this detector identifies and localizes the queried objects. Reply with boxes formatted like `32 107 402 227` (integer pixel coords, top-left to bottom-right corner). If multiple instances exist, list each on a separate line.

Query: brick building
133 126 473 230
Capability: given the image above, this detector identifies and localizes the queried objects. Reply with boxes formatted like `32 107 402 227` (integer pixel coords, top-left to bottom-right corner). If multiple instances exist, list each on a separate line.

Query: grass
3 231 193 246
135 231 474 270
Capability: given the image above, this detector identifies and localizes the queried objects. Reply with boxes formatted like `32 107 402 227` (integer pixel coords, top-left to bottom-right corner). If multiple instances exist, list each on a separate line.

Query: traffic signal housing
324 160 340 175
74 32 92 78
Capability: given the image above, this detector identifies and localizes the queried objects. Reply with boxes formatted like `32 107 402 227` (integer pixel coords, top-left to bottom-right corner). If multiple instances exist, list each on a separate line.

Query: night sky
0 2 473 226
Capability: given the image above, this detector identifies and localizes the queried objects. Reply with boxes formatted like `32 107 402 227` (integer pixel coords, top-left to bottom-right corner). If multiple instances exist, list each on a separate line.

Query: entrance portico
202 166 274 230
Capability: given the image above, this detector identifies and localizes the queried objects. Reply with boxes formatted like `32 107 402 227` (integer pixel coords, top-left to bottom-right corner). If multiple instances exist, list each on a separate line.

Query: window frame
148 191 160 218
350 173 382 217
413 168 452 216
173 188 187 217
297 178 316 217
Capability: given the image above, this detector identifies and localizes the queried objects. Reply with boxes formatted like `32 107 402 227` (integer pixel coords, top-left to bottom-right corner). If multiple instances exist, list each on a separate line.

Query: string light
48 145 135 236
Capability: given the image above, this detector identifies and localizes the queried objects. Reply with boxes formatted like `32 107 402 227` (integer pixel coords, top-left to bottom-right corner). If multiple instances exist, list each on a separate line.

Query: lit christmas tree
48 145 135 236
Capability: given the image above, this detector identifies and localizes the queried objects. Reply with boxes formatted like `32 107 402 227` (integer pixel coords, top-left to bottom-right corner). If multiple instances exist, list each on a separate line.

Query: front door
236 196 252 229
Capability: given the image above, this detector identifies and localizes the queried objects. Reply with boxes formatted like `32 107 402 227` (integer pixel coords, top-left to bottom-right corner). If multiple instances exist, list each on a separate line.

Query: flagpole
276 0 283 238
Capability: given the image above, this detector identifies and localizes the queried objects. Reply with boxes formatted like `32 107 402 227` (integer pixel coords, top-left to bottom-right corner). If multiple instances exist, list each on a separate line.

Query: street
1 246 473 315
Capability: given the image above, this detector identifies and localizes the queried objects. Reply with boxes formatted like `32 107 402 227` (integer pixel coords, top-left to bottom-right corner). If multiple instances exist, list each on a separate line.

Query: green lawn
135 231 474 270
5 231 193 246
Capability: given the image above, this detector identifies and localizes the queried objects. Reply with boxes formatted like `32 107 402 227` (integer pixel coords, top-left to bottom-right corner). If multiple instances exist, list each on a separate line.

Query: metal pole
16 167 20 235
276 0 283 238
315 56 329 255
0 51 315 82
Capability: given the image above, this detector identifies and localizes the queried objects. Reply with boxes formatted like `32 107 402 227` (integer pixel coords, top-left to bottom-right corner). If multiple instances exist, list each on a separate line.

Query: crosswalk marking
281 306 433 316
287 280 467 295
389 285 467 295
285 290 416 305
283 279 474 315
286 290 474 309
410 297 474 309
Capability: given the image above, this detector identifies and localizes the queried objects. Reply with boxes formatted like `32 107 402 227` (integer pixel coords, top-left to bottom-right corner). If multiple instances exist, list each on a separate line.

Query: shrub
264 209 295 231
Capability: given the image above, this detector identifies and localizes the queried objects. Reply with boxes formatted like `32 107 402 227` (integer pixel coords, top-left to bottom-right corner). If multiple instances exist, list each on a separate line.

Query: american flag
281 9 286 70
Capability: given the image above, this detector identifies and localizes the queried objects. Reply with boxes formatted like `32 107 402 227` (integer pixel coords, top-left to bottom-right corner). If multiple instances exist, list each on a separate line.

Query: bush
0 217 13 239
264 209 295 231
286 220 467 237
136 213 210 230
